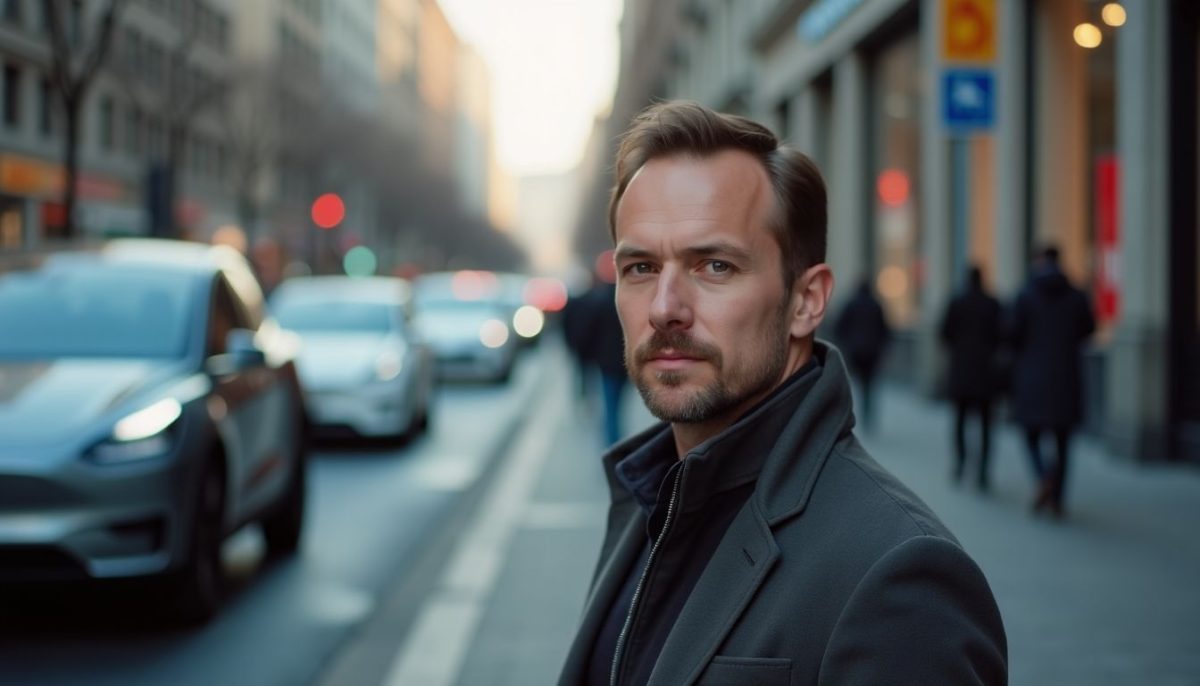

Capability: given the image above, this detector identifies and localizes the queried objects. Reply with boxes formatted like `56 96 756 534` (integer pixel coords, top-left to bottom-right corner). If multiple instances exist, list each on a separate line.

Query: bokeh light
479 319 509 348
1101 3 1126 28
311 193 346 229
512 305 545 338
877 170 910 208
877 265 909 300
343 245 377 277
1073 23 1102 49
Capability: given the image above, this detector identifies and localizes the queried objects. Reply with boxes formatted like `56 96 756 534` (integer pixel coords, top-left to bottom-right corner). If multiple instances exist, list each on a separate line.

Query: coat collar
600 341 856 524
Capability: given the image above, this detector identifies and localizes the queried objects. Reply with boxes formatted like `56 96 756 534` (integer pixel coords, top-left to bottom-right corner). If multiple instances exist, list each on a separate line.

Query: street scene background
1 0 1199 685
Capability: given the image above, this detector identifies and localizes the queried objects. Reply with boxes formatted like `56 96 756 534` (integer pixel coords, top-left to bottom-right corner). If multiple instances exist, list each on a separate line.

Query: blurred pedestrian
559 101 1006 685
1010 246 1095 518
581 276 627 447
833 277 891 431
565 253 626 446
940 265 1003 491
561 277 597 401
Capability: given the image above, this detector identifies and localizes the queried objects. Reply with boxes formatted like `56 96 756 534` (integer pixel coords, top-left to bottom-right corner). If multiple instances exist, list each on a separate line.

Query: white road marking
382 371 566 686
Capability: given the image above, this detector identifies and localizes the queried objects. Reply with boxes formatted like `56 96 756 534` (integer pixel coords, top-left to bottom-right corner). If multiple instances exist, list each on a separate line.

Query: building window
39 76 53 136
2 0 20 25
4 63 21 128
126 106 142 156
99 96 114 150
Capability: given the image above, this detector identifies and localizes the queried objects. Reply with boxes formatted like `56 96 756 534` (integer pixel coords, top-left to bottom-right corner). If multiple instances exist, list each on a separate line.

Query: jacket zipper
609 462 686 686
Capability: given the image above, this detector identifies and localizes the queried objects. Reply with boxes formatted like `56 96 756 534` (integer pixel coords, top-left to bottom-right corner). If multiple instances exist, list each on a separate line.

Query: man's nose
649 267 693 332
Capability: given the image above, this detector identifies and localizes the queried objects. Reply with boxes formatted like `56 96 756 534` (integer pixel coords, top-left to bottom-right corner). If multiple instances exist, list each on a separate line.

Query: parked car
270 276 436 440
0 239 308 624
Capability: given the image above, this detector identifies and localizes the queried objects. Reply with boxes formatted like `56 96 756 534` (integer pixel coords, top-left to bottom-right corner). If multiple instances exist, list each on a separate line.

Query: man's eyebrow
614 242 753 262
680 242 753 261
614 245 655 260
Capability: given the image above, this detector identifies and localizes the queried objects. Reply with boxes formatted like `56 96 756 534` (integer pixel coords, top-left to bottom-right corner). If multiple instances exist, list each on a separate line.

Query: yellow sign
942 0 996 62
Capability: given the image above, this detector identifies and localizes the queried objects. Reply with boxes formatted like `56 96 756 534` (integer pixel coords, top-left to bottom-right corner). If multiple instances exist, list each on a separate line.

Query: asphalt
347 343 1200 685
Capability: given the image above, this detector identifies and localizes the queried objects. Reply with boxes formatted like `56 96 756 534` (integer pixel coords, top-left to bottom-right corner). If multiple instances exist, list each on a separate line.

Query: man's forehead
616 150 774 236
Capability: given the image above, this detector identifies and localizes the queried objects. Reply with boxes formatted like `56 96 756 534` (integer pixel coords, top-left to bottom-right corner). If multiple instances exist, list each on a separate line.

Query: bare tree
219 64 284 236
44 0 124 239
111 0 225 237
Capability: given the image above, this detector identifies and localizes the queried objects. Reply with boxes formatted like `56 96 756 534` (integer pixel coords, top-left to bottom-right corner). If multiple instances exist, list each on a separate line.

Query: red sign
1094 155 1120 323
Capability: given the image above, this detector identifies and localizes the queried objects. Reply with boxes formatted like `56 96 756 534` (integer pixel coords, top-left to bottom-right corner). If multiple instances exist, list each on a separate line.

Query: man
558 101 1006 686
1009 246 1095 518
940 265 1004 491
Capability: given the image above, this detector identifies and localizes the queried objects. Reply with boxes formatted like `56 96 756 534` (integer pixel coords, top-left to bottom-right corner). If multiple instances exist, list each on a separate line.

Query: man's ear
788 264 834 340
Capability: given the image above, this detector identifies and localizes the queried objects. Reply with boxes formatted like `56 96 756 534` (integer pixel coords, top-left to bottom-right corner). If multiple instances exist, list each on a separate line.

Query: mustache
633 330 722 366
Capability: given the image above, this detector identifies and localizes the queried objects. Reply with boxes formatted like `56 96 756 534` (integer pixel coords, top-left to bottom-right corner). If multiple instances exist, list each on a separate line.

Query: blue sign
941 69 995 131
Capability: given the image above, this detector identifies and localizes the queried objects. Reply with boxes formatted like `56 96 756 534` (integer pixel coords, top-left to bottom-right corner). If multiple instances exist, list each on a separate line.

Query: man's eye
705 260 732 274
623 263 654 275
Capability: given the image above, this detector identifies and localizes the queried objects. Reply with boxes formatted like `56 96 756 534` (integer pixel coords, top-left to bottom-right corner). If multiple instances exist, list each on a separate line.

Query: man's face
614 150 795 427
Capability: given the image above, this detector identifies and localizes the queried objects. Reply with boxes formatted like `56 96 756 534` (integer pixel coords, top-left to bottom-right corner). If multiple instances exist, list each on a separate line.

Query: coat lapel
558 504 646 685
647 500 779 686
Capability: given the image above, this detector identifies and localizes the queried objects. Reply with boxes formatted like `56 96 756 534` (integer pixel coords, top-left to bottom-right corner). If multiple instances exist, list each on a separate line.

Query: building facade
587 0 1198 462
0 0 237 247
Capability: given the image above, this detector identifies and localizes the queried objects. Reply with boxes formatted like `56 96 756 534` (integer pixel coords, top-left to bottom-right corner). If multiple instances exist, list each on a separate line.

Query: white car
271 277 436 440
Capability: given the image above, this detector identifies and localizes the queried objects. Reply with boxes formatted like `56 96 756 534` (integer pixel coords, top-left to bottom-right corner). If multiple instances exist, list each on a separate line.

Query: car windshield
273 299 396 334
0 265 194 359
415 302 503 336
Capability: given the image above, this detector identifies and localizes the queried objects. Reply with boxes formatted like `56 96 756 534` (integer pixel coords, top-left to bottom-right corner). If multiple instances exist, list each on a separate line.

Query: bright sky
437 0 623 178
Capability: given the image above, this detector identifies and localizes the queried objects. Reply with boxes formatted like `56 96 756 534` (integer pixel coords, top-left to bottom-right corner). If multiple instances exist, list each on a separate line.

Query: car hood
295 333 395 391
0 358 185 448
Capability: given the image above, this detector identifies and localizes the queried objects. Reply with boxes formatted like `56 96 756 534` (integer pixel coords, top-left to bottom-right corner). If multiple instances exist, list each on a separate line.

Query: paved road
0 347 546 686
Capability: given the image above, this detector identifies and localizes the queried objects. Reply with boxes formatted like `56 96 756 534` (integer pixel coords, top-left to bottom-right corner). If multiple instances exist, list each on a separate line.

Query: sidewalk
432 360 1200 685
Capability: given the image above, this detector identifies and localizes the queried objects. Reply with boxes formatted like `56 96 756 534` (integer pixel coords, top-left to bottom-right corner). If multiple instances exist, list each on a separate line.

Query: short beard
628 306 791 425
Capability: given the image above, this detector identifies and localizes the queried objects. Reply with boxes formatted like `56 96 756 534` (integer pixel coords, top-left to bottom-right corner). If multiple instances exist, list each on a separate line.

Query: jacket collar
601 341 856 524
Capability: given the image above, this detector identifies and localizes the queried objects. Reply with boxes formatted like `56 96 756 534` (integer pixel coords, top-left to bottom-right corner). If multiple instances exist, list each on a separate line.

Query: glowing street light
1073 22 1102 49
1101 3 1126 28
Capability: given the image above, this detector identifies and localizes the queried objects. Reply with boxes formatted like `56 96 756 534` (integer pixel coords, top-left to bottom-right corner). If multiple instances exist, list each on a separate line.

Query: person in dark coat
578 277 627 446
559 100 1006 686
833 278 891 431
940 265 1003 491
1010 246 1095 517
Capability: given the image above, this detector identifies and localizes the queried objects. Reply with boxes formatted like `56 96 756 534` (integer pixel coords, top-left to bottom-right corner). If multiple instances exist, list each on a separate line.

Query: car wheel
167 457 226 625
262 421 307 557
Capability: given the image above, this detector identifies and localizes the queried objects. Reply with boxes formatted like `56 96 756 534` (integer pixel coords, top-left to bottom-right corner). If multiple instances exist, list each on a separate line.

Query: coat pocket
696 656 792 686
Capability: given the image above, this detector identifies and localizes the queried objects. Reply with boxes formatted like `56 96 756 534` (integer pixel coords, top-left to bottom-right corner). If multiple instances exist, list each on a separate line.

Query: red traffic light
312 193 346 229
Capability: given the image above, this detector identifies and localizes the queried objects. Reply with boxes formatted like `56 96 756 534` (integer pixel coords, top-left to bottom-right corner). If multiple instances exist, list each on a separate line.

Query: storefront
1168 0 1199 458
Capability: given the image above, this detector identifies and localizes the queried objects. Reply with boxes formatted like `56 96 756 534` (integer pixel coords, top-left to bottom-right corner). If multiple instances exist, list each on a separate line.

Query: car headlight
90 398 182 465
512 305 545 339
479 319 509 349
375 350 404 382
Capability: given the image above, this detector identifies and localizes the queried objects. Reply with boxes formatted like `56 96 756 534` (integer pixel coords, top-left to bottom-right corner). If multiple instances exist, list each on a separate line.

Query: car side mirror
207 329 265 375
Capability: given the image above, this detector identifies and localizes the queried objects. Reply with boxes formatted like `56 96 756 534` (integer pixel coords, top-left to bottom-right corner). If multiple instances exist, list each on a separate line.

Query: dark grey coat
1009 268 1095 429
559 344 1007 685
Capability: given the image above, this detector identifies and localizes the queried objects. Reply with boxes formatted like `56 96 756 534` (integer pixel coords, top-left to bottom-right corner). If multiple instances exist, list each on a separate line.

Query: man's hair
608 101 827 286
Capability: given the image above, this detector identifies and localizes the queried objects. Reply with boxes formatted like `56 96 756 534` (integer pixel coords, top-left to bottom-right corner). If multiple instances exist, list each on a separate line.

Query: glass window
4 63 21 128
870 34 922 328
38 76 52 136
0 265 194 359
3 0 21 24
273 300 397 334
